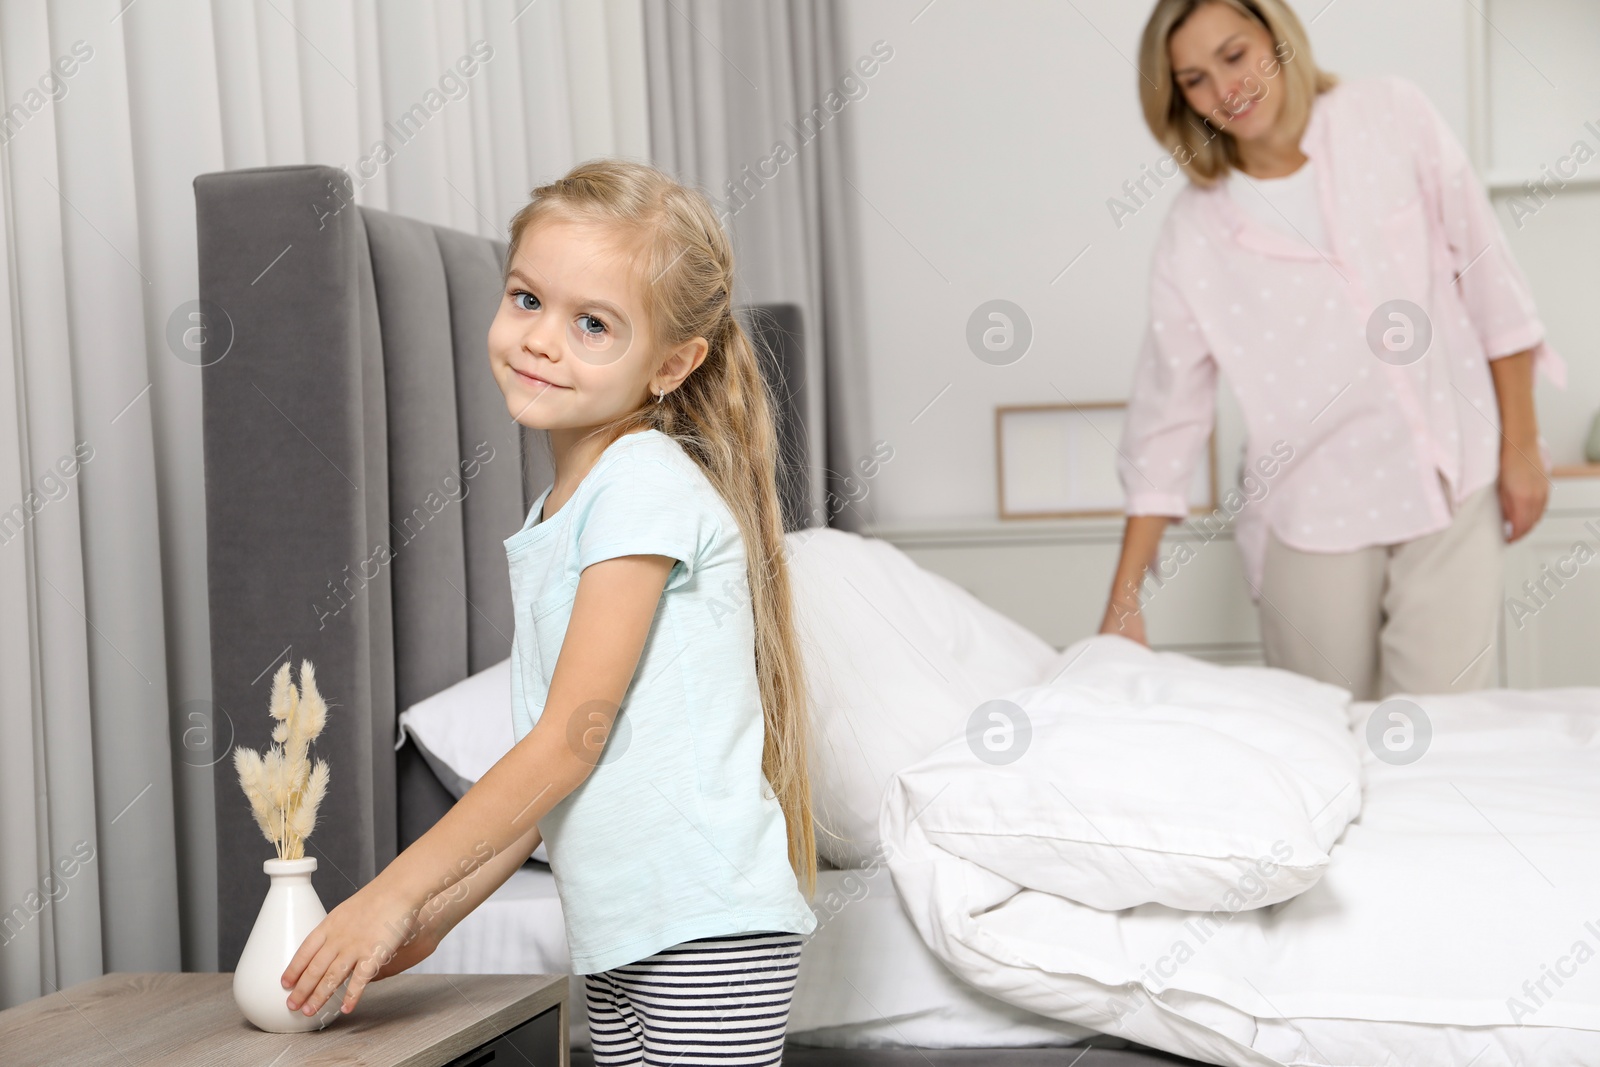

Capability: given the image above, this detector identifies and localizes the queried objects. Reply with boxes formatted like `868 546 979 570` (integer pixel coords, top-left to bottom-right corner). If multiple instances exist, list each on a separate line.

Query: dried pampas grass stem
234 659 332 861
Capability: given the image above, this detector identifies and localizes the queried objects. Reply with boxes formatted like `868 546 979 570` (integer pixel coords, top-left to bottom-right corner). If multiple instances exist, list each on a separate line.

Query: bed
878 638 1600 1067
390 526 1600 1066
195 164 1600 1067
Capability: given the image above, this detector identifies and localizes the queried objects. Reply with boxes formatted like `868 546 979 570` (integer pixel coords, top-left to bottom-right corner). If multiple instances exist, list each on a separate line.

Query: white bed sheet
882 681 1600 1067
412 861 1091 1050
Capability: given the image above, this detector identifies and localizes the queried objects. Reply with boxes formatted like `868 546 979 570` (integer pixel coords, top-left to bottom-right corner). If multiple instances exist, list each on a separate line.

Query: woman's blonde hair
505 159 816 897
1138 0 1336 186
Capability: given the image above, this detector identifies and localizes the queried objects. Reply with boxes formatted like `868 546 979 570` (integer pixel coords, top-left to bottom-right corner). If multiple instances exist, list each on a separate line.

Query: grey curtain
0 0 649 1007
641 0 874 530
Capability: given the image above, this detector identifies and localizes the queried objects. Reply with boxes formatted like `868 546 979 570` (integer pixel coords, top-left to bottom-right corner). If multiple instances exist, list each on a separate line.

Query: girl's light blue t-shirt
502 428 817 974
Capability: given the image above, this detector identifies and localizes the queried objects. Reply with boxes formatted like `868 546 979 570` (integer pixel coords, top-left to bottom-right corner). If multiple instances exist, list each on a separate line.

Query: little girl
281 159 819 1063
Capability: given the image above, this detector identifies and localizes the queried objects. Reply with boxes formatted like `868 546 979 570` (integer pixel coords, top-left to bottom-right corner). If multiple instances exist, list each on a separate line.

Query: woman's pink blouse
1118 75 1564 591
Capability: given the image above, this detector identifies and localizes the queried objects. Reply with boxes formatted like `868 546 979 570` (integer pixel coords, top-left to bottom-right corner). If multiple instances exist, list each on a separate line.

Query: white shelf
1485 172 1600 196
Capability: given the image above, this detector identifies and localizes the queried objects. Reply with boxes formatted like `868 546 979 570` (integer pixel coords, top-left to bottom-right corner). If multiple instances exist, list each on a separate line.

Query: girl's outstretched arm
281 553 677 1017
364 822 542 983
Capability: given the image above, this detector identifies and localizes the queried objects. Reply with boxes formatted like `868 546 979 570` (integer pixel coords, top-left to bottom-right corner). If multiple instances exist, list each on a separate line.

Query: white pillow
396 658 548 863
786 528 1058 868
886 634 1361 911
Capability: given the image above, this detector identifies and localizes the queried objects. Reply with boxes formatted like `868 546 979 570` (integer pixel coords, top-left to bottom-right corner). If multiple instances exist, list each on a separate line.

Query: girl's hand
281 881 427 1017
1498 440 1549 543
369 912 445 981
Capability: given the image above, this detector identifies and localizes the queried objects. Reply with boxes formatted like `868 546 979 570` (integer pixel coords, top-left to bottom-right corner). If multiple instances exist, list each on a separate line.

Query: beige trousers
1257 485 1504 700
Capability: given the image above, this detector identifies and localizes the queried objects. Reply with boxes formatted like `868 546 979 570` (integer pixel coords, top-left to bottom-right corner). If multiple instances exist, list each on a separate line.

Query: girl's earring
655 387 665 404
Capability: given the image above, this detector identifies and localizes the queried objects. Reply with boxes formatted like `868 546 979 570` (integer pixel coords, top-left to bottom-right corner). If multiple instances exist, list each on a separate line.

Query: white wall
833 0 1596 527
1480 0 1600 473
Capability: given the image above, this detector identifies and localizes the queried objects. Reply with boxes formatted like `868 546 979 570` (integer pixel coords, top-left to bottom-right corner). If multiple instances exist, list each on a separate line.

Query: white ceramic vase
233 857 346 1032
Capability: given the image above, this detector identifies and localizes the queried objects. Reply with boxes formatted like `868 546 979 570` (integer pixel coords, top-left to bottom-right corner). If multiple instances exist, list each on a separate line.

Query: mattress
411 860 1091 1050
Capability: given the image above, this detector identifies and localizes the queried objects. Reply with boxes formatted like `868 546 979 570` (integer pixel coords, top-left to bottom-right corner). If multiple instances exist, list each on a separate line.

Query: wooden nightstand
0 971 568 1067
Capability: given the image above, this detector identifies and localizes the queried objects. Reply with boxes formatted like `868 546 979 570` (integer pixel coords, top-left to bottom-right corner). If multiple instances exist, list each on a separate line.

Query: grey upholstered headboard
195 164 809 970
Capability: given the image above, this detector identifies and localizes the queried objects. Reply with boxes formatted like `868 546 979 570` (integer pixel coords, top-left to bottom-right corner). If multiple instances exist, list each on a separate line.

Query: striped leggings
584 930 804 1066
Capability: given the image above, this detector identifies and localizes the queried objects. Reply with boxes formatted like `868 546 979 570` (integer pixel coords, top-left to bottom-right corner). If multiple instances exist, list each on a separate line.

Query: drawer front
444 1003 563 1067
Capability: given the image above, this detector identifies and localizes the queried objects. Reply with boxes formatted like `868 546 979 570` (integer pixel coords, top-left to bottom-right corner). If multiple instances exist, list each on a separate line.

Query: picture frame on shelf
994 401 1217 520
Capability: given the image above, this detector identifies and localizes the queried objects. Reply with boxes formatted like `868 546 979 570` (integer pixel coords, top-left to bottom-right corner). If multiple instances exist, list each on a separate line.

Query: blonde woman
1099 0 1564 699
280 160 818 1061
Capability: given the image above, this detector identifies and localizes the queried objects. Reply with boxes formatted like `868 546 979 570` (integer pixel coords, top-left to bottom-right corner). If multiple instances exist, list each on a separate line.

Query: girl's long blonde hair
1138 0 1336 186
505 159 816 897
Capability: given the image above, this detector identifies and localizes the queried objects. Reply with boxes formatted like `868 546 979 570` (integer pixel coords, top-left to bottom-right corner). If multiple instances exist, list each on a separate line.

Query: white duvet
881 636 1600 1067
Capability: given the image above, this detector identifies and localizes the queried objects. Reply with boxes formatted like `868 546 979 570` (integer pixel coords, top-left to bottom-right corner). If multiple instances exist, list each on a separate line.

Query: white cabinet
868 475 1600 687
1498 475 1600 687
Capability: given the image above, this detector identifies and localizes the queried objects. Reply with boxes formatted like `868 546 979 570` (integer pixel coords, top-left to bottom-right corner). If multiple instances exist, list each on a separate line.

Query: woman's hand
281 881 433 1018
1099 593 1149 646
1100 517 1168 648
1488 349 1545 543
1498 440 1549 543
